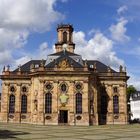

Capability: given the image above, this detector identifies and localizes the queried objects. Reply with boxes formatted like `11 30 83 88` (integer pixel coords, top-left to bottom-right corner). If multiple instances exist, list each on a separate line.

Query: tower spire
55 24 75 53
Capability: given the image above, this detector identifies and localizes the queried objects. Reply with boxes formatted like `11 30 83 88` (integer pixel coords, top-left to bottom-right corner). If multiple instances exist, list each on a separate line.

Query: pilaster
0 82 9 122
14 83 21 123
106 85 113 124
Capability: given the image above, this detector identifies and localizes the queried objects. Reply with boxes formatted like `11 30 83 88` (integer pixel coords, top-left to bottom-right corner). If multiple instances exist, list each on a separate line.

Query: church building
0 24 129 125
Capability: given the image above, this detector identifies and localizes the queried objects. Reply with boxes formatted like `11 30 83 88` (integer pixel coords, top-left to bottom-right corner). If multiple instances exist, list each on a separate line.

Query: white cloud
15 56 31 68
74 31 124 69
0 0 63 32
0 28 29 51
73 31 87 47
109 18 130 43
38 42 53 59
0 50 13 65
13 42 53 69
117 5 128 15
0 0 64 70
88 29 100 36
128 74 140 91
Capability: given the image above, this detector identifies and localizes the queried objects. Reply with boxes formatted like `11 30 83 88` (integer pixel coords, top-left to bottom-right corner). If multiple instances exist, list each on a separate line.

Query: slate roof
87 60 116 72
46 50 84 68
13 60 46 72
131 91 140 101
12 51 117 73
46 54 83 68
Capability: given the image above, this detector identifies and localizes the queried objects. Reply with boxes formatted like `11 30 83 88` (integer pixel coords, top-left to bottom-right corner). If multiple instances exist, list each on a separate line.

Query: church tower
55 24 75 53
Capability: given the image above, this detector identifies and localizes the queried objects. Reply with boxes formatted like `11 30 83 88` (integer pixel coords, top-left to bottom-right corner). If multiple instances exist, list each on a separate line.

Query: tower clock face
62 43 68 50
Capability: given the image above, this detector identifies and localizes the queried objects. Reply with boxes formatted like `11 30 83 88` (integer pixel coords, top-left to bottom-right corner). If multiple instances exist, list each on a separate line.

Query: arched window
21 95 27 113
63 31 67 43
113 95 119 114
45 92 52 114
9 95 15 113
76 93 82 114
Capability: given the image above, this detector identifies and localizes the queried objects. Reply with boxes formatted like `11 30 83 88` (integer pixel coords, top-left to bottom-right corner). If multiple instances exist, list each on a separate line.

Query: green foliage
127 85 136 94
127 85 137 102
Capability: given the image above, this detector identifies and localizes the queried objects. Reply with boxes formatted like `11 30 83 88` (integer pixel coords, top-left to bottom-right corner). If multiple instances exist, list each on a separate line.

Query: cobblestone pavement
0 123 140 140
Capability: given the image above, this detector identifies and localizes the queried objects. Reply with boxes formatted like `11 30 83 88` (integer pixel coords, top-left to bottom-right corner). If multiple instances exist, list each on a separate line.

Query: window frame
45 92 52 114
21 94 27 113
75 92 82 114
9 94 15 114
113 95 119 114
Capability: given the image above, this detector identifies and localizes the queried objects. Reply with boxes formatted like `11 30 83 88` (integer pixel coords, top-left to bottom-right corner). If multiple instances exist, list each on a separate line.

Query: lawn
0 123 140 140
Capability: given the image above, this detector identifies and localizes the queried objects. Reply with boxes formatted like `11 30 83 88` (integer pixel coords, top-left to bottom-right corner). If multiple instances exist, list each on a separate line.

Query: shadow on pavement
0 130 29 139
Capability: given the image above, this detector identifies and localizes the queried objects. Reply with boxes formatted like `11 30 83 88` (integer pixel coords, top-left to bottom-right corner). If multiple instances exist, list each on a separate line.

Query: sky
0 0 140 90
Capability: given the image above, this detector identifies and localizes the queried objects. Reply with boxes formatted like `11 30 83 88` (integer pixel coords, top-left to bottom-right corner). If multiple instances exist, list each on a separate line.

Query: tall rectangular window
76 93 82 114
21 95 27 113
9 95 15 113
113 95 119 114
45 93 52 114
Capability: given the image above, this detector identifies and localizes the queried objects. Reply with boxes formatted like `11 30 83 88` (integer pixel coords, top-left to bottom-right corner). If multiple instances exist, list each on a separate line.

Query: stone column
106 85 113 124
123 84 128 124
81 81 89 126
93 82 98 125
69 80 75 126
50 81 58 125
27 84 31 123
0 82 9 122
30 78 38 124
15 83 21 123
38 79 44 124
119 84 128 124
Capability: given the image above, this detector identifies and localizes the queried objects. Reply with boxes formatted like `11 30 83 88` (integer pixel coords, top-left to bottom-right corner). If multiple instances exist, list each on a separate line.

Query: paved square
0 123 140 140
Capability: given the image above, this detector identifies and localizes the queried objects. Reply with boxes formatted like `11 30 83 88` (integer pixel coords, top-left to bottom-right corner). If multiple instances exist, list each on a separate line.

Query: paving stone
0 123 140 140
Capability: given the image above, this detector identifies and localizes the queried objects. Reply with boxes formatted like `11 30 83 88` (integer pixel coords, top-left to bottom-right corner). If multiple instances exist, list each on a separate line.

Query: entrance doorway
59 110 68 124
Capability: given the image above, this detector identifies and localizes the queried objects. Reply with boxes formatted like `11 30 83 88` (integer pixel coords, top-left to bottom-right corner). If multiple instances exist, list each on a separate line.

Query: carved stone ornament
46 116 51 120
45 82 53 91
10 86 16 92
75 82 83 91
114 115 119 119
59 94 69 107
58 59 69 70
39 79 45 83
34 90 38 96
21 115 26 119
9 115 14 119
34 99 38 112
76 116 82 120
59 82 68 93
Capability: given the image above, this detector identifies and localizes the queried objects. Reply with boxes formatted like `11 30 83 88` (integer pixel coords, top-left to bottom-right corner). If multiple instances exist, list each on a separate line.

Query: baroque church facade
0 24 129 125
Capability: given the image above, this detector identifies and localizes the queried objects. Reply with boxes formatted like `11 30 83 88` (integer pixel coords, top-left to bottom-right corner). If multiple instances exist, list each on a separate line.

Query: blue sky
0 0 140 90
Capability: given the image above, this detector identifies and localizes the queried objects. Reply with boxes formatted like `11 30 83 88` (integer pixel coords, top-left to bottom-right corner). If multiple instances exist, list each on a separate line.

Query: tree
127 85 137 122
127 85 136 102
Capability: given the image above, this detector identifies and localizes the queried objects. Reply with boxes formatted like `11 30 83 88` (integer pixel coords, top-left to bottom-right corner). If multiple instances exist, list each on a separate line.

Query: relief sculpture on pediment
58 59 70 70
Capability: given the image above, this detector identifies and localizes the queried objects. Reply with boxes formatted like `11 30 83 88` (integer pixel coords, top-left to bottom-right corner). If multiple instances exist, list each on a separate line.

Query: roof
87 60 116 73
48 50 80 56
46 54 83 68
13 60 46 72
12 51 117 73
